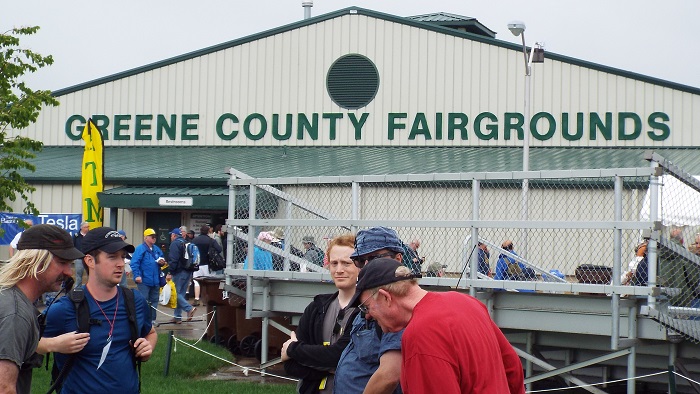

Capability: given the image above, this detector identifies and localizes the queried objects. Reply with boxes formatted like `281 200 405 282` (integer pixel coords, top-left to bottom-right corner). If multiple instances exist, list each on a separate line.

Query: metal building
5 6 700 392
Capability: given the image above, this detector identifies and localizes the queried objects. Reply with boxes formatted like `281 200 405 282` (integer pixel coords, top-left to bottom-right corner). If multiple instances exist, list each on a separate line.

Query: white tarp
640 175 700 226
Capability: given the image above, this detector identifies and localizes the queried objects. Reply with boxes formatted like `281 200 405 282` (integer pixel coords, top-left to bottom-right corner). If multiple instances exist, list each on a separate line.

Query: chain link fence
225 153 700 342
644 154 700 343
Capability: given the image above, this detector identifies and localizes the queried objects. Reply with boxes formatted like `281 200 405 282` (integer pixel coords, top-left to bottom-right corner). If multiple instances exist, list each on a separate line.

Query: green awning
99 186 278 212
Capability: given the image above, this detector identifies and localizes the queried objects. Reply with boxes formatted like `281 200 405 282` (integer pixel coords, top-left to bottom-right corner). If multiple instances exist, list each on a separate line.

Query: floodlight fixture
508 21 526 37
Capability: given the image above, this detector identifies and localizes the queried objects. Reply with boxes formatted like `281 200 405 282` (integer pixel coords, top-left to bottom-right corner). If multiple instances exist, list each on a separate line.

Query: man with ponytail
0 224 84 394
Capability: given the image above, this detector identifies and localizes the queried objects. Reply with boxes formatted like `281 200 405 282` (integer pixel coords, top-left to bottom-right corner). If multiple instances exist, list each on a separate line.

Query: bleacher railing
223 152 700 343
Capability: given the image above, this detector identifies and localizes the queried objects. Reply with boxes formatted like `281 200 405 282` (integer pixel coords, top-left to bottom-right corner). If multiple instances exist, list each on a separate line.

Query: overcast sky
6 0 699 91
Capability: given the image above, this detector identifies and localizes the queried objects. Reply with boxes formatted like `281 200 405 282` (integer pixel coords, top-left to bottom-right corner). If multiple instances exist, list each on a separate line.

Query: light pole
507 21 544 259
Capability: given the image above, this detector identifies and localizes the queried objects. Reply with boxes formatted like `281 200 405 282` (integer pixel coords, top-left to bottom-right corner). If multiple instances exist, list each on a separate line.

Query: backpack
47 286 141 393
207 240 226 272
182 241 201 272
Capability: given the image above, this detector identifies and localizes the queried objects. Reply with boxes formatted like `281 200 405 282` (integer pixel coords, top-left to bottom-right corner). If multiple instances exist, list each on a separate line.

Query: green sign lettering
216 113 239 140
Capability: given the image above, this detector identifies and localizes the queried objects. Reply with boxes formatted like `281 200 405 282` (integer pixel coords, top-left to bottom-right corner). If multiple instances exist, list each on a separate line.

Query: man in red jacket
351 258 525 394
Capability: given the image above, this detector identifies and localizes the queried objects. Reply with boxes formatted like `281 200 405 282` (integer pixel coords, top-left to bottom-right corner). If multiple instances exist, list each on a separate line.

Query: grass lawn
31 333 295 393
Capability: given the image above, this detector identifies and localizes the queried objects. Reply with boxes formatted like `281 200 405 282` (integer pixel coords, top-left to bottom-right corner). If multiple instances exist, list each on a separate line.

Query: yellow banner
81 118 104 228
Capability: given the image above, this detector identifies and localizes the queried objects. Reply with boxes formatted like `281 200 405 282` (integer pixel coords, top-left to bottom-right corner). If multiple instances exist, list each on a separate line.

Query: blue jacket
494 251 535 281
130 242 164 287
243 246 273 270
168 236 185 273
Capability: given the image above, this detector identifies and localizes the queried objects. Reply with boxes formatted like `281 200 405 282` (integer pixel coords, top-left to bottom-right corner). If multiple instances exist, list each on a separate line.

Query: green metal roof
51 7 700 97
21 146 700 186
408 12 477 22
406 12 496 38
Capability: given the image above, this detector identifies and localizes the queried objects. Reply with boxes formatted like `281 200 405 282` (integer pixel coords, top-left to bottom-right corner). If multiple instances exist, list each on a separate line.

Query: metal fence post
246 184 257 319
351 181 360 233
470 178 481 297
163 331 174 376
612 175 622 350
225 172 237 288
647 161 660 309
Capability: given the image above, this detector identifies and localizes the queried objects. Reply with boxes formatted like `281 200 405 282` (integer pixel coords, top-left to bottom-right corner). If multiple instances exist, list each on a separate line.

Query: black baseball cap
81 227 136 254
17 224 85 260
349 257 421 307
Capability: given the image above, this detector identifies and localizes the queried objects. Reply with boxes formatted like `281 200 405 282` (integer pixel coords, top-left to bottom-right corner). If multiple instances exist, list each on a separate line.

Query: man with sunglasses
281 234 360 394
334 226 406 394
350 258 525 394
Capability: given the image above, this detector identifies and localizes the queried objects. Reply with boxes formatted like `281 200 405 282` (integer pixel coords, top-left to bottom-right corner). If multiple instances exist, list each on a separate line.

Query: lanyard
89 288 120 370
93 290 119 340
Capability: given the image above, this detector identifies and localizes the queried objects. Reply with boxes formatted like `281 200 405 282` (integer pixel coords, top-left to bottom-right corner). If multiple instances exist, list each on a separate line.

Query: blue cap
117 229 127 239
350 226 404 258
169 228 182 236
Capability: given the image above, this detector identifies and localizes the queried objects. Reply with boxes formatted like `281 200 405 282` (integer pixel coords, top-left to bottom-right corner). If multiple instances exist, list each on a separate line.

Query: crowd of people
0 222 527 393
0 224 156 393
281 226 525 393
624 227 700 308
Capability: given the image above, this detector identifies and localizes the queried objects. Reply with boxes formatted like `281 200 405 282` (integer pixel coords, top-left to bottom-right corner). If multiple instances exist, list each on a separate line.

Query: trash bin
197 276 292 360
197 276 236 341
575 264 613 284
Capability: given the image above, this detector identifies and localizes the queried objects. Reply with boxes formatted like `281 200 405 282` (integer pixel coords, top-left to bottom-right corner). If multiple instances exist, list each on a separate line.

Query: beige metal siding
18 13 699 148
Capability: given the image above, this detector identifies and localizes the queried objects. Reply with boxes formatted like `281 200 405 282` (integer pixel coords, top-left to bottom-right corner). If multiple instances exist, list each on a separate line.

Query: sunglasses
333 308 346 335
351 252 395 268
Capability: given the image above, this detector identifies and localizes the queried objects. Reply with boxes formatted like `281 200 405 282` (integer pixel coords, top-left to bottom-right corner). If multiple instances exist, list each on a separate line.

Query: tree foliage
0 26 58 221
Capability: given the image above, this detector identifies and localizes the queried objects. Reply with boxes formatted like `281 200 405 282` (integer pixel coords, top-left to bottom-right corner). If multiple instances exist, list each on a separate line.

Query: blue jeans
74 259 85 288
172 270 193 320
137 283 160 322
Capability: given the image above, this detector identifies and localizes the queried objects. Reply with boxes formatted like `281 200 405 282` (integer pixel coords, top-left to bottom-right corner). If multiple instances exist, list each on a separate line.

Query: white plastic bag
159 284 171 305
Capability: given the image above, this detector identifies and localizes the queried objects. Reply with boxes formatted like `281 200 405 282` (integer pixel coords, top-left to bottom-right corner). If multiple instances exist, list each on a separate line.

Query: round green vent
326 54 379 110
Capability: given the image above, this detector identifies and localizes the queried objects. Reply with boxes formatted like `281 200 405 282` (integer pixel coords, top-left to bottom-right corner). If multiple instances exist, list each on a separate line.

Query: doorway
146 212 182 259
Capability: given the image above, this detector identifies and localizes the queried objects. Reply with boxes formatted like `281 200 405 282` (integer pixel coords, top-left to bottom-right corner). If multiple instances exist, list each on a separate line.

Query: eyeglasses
357 289 379 314
352 252 395 268
333 308 346 335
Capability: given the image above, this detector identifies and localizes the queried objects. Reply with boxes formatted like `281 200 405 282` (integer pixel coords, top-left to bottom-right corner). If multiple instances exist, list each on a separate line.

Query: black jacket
284 292 359 394
193 234 221 266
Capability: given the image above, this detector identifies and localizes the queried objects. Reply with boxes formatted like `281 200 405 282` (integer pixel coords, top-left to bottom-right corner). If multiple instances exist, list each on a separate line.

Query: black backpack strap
47 288 90 394
121 287 142 393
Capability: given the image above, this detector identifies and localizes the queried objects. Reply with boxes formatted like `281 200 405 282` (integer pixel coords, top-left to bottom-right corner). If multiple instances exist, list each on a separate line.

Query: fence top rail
645 151 700 193
226 167 654 186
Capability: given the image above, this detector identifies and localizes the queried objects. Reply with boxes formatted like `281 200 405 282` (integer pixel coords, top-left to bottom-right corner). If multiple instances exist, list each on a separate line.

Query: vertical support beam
565 349 572 375
261 278 271 381
470 179 481 296
612 175 623 350
351 182 360 233
245 184 257 319
647 161 660 309
521 47 531 260
668 342 677 394
525 332 534 393
109 207 118 229
213 305 219 345
283 201 292 271
627 305 637 394
225 178 237 287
